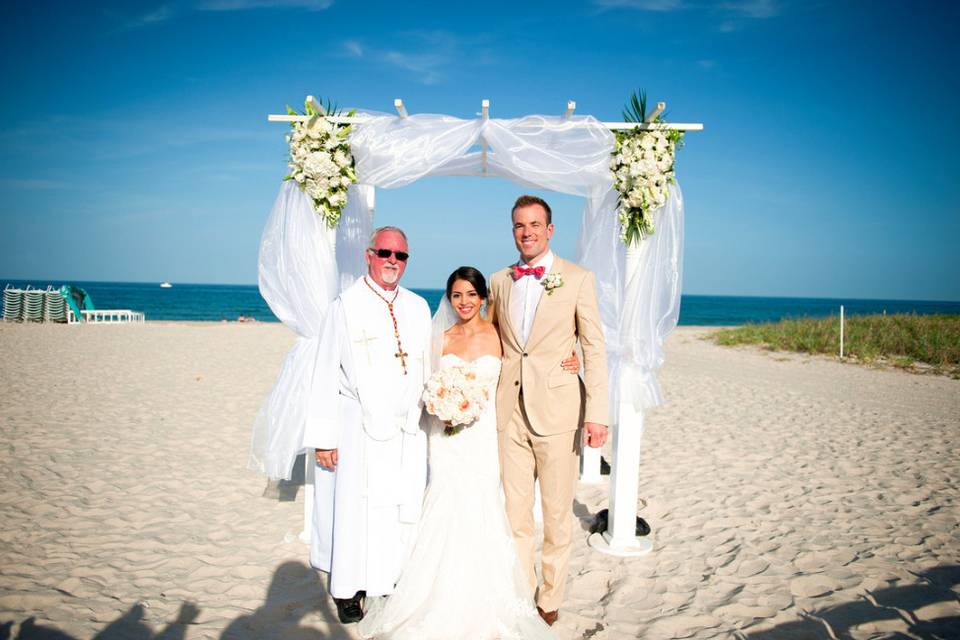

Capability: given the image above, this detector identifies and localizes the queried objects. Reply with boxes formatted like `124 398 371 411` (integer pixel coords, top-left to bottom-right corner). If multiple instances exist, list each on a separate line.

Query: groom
488 195 609 626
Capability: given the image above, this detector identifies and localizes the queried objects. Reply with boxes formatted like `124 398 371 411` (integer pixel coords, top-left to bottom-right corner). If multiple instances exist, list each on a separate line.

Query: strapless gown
358 354 556 639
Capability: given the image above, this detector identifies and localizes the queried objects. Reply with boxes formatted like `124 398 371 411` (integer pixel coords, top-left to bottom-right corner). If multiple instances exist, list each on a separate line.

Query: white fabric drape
251 113 684 479
249 182 337 479
249 182 372 480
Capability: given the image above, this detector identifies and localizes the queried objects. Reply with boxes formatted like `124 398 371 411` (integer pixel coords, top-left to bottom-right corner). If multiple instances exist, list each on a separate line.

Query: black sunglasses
370 248 409 262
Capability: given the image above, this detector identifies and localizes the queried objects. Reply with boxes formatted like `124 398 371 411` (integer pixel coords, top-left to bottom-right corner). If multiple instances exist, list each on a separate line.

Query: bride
358 266 577 639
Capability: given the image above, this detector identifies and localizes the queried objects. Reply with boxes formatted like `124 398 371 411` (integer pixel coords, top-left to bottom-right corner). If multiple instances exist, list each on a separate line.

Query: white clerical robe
303 277 431 599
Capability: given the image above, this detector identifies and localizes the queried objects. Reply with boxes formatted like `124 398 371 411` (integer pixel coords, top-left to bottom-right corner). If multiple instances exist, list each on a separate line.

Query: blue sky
1 0 958 300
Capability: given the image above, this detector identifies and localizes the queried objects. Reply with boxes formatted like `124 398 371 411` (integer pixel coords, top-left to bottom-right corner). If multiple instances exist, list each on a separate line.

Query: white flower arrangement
422 363 495 436
611 90 684 245
540 272 564 295
283 98 357 228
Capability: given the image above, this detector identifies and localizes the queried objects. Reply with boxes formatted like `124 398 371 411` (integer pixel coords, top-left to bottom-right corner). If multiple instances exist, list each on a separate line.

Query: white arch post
587 243 653 556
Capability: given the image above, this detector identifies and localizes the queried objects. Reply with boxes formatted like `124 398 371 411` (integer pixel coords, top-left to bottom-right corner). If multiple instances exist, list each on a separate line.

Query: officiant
303 226 433 624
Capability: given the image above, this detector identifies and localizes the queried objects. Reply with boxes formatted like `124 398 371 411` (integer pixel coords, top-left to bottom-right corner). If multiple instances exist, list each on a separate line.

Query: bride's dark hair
445 266 488 301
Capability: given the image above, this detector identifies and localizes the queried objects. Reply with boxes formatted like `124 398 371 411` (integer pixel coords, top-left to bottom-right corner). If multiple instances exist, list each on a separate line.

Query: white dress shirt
509 250 554 346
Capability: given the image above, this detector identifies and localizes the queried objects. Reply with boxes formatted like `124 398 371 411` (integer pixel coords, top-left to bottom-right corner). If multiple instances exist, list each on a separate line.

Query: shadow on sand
4 563 959 639
2 561 348 640
741 564 960 640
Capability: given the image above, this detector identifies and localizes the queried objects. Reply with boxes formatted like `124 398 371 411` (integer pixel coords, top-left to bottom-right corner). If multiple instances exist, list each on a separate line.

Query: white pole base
587 530 653 557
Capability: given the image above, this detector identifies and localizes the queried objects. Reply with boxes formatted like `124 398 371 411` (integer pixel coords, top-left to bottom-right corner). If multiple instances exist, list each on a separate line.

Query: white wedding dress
358 354 557 640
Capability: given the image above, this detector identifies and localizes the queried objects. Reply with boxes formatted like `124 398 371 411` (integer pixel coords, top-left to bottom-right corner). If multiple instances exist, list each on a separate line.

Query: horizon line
3 278 959 305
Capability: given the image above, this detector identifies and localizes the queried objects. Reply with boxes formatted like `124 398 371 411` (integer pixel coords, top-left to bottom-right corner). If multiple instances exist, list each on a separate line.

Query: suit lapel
501 268 522 349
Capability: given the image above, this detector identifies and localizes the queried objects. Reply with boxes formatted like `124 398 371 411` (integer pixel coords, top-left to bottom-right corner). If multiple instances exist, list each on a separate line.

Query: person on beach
303 226 432 624
359 267 577 639
487 195 610 626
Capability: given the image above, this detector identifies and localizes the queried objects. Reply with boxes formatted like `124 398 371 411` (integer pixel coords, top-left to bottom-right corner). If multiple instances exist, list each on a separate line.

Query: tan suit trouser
498 396 579 612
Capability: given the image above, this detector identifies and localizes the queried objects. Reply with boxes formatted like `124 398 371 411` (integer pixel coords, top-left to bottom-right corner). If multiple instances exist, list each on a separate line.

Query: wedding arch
250 96 702 556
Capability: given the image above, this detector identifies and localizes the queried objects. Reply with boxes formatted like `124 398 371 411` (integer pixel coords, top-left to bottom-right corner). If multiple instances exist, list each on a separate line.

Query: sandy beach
1 322 957 639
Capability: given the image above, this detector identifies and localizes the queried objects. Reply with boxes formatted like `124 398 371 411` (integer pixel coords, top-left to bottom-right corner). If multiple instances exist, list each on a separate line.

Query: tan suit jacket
488 256 609 435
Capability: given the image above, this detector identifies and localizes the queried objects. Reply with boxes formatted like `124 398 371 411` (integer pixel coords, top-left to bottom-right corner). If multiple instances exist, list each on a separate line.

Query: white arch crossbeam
268 96 704 132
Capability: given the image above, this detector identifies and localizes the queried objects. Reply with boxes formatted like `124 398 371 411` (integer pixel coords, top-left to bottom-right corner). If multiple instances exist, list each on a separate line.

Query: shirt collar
519 250 554 271
364 276 400 298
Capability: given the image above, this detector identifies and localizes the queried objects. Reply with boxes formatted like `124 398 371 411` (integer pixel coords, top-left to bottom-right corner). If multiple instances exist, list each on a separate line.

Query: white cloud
118 0 332 31
591 0 783 28
344 31 489 86
121 5 178 31
343 39 363 58
197 0 333 11
721 0 779 18
593 0 685 10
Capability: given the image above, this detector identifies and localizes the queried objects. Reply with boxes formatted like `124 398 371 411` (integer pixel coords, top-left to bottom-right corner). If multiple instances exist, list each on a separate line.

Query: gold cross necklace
363 277 409 375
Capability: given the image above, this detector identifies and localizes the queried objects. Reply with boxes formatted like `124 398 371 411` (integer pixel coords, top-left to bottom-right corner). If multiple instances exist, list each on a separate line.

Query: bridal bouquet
611 90 684 245
284 98 357 228
422 364 493 436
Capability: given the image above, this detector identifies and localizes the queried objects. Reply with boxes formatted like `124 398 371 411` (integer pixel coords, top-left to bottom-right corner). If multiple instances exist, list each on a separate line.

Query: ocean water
3 279 959 325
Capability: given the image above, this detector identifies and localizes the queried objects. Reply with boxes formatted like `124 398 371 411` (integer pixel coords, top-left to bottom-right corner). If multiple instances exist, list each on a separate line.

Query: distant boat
160 282 173 288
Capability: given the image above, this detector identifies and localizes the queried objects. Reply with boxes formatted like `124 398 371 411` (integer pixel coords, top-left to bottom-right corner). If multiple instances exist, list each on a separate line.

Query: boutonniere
540 272 564 295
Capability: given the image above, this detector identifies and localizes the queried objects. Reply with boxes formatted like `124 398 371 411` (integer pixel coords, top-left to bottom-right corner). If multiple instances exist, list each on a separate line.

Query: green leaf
623 89 648 124
286 104 298 116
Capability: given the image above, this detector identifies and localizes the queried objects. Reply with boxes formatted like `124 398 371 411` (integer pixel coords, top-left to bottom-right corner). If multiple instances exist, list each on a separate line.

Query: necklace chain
364 277 408 375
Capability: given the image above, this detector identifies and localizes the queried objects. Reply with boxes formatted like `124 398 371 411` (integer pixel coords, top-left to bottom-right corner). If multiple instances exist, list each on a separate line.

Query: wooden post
840 305 845 359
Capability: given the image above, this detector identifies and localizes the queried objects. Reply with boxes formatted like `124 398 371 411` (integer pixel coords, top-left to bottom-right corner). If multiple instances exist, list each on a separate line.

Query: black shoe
334 591 365 624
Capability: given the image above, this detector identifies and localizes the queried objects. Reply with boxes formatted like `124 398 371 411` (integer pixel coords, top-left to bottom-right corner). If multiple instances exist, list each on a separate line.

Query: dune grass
710 314 960 378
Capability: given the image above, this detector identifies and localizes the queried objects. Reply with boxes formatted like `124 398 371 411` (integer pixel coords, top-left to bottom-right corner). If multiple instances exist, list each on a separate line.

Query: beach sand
1 322 957 639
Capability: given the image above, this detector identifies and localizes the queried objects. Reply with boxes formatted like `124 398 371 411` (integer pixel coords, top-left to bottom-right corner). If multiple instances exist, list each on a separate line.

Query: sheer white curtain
248 182 336 479
251 113 685 479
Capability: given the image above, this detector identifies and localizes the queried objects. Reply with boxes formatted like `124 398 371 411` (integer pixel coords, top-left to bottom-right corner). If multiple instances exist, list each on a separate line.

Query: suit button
523 352 528 357
514 381 519 386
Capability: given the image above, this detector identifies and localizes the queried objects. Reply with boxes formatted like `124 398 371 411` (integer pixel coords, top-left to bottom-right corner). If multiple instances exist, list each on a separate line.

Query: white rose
640 134 655 150
333 150 349 167
340 175 352 187
307 117 332 137
305 181 323 199
303 152 339 178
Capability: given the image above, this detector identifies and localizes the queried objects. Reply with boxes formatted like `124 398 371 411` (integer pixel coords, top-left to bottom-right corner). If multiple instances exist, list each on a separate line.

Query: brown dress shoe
537 606 558 626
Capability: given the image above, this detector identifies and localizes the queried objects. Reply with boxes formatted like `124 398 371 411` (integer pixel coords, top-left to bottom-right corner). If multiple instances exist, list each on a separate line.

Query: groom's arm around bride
488 195 609 625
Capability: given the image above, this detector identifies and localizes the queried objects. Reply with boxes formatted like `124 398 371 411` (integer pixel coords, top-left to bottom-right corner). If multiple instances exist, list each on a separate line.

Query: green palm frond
623 89 649 124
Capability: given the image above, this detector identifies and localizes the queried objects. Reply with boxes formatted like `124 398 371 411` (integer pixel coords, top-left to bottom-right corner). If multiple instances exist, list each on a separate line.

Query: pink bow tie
512 265 546 280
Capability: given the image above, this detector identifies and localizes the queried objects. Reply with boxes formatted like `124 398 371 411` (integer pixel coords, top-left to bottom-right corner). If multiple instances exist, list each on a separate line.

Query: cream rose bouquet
422 363 494 436
611 90 684 245
283 98 357 228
